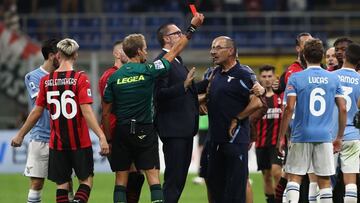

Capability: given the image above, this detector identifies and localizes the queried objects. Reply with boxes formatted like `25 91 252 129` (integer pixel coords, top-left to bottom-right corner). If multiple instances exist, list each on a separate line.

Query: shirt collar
162 48 180 64
39 66 49 74
307 66 322 69
341 67 357 72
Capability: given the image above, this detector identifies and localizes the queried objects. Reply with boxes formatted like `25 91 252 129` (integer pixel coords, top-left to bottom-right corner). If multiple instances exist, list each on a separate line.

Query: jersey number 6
309 87 326 116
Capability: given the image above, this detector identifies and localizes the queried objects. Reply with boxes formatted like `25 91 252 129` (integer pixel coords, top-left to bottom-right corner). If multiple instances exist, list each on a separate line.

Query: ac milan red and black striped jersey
255 93 283 148
98 66 118 138
36 70 93 150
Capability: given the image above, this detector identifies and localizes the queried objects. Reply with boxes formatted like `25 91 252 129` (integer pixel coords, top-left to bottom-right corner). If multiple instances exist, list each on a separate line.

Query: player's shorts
110 123 160 171
24 140 49 178
333 140 360 173
48 147 94 185
255 145 283 171
285 142 335 176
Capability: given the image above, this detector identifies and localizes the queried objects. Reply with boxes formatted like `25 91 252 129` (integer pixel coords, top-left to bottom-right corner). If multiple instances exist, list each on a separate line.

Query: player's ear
229 47 235 57
137 48 143 56
113 49 119 59
56 52 61 60
48 52 55 60
163 35 170 44
74 52 79 60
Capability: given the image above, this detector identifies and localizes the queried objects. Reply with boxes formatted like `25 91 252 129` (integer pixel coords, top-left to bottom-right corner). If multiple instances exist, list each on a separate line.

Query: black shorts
255 146 283 171
110 123 160 171
48 147 94 185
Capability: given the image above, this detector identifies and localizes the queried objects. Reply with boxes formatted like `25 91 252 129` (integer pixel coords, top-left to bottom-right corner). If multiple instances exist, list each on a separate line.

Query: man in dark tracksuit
207 36 264 203
154 23 208 203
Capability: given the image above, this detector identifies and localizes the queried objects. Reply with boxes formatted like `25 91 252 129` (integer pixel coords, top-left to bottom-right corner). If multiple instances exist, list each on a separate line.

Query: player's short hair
345 43 360 65
227 38 238 57
157 23 175 47
295 32 312 46
41 39 59 60
122 34 145 58
303 38 324 64
57 38 79 58
218 36 238 57
259 65 275 74
113 40 123 48
333 37 353 47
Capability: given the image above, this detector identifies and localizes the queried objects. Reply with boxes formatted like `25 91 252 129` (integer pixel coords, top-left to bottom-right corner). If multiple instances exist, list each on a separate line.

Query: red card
189 4 197 16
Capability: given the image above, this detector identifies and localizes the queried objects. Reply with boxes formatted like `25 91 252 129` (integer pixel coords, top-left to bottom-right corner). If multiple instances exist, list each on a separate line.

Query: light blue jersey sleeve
285 76 297 97
25 73 39 103
284 75 297 128
24 68 51 142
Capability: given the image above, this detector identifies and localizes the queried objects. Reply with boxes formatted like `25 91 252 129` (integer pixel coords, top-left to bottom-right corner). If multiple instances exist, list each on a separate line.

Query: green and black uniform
103 58 171 171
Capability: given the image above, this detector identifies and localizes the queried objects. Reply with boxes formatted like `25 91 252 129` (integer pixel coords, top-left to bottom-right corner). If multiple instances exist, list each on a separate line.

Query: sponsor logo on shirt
117 75 145 84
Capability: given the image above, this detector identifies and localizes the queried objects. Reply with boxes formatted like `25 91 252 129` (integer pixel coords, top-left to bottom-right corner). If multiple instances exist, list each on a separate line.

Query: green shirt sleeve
103 75 114 103
146 58 171 78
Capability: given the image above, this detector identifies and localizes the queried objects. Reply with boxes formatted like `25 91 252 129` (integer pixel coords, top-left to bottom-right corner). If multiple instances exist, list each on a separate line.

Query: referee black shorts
110 123 160 172
48 147 94 185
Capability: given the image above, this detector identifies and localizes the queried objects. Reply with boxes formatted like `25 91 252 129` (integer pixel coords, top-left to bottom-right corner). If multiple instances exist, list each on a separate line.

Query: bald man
206 36 264 203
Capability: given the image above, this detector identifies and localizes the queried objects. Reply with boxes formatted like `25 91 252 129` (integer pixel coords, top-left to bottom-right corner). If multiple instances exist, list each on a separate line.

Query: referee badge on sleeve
154 60 165 70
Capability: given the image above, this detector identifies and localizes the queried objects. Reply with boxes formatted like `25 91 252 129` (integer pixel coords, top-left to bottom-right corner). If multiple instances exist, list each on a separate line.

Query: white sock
27 189 41 203
286 181 300 203
344 183 357 203
319 188 332 203
308 182 319 203
282 188 287 203
68 190 74 201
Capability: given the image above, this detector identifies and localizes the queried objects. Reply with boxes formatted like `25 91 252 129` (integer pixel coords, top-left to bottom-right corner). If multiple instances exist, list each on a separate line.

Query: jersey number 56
47 90 77 120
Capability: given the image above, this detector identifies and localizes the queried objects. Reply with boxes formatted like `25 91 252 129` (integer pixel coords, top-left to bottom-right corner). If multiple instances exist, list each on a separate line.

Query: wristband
186 24 197 39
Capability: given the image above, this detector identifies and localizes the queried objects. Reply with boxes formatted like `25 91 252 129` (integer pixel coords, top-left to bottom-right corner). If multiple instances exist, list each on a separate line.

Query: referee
102 13 204 203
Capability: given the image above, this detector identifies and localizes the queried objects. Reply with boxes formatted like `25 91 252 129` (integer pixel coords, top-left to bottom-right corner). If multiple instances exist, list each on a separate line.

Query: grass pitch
0 173 267 202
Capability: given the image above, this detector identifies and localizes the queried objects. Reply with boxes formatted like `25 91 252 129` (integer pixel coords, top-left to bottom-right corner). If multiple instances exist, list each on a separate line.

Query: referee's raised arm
162 13 204 62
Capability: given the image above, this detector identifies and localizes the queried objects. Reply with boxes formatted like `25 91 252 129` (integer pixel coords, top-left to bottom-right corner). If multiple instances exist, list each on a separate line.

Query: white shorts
285 142 335 176
24 140 49 178
334 140 360 173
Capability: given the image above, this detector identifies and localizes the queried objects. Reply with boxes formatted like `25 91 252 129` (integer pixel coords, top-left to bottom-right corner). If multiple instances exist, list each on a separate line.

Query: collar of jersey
307 66 322 69
342 67 357 72
39 66 49 74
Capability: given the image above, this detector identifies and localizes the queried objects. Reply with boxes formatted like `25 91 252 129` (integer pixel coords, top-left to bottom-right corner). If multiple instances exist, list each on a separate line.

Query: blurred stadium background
0 0 359 202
